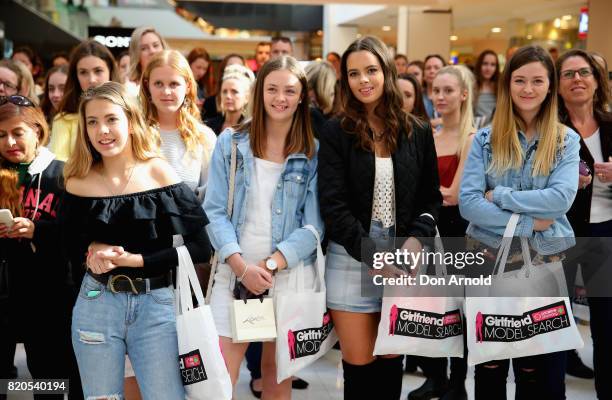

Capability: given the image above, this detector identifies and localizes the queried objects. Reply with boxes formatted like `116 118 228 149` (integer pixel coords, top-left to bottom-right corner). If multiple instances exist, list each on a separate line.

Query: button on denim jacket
203 129 323 267
459 126 581 255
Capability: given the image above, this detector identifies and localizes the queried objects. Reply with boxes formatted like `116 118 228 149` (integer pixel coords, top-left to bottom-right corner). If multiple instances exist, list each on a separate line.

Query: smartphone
0 209 14 228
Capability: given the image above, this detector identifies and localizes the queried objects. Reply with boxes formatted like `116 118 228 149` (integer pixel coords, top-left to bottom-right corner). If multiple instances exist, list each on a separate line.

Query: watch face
266 258 278 270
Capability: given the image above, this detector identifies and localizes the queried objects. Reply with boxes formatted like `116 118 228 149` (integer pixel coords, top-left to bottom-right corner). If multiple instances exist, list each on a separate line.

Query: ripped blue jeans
71 274 184 399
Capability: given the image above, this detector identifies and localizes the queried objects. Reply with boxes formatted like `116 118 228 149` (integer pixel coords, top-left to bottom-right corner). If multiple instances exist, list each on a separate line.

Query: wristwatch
265 257 278 275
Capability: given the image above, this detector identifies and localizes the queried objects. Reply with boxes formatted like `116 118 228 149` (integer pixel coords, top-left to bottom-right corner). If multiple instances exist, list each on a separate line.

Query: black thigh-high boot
343 359 378 399
375 356 404 400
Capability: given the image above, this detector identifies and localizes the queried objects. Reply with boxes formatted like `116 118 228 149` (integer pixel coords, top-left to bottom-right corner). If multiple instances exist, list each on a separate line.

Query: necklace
101 163 138 196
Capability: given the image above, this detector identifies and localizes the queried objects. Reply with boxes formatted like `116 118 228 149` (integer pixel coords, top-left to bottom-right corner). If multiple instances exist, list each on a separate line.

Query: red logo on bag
475 301 570 343
179 350 207 385
389 305 463 339
185 355 201 368
288 312 334 361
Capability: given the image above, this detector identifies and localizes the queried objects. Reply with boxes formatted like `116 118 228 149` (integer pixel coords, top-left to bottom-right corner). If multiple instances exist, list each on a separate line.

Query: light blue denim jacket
459 126 580 255
203 129 323 267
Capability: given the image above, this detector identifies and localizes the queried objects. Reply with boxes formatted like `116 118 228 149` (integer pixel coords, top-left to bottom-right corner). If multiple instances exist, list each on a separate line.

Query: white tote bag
465 215 583 366
373 232 465 358
176 246 233 400
275 225 338 383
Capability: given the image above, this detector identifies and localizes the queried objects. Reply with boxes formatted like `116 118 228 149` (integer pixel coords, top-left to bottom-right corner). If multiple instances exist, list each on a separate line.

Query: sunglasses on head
0 95 35 107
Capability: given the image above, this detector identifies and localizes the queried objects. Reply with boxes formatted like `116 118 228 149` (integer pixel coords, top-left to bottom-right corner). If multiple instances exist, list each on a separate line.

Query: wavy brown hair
238 56 315 159
0 103 50 216
556 49 610 123
340 36 413 153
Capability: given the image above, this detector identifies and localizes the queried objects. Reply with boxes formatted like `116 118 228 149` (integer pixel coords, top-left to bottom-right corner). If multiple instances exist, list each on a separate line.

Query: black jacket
566 113 612 236
318 117 442 263
0 148 71 316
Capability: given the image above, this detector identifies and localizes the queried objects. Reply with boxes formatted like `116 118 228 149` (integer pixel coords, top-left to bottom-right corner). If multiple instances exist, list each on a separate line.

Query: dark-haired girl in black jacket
318 36 442 399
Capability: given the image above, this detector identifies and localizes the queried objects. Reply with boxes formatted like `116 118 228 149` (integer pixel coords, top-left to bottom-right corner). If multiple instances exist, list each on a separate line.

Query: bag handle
300 225 325 292
492 213 520 276
205 139 238 304
177 246 207 314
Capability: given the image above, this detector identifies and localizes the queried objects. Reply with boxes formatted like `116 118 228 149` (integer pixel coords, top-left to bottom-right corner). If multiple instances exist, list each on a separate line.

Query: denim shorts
325 220 395 313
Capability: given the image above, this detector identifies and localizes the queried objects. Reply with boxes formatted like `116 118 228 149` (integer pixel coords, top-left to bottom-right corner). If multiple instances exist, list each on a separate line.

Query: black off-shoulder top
59 183 211 282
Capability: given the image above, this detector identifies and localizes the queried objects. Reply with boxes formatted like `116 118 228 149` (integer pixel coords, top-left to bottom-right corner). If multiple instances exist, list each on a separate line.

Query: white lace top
372 157 395 228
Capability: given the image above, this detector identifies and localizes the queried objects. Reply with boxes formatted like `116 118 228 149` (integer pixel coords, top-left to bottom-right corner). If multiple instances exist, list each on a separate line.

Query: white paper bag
275 225 338 383
230 296 277 343
176 246 233 400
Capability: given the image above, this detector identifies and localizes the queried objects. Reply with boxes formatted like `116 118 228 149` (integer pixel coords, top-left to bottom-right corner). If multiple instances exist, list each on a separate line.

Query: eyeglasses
0 95 35 107
560 68 593 80
0 79 18 92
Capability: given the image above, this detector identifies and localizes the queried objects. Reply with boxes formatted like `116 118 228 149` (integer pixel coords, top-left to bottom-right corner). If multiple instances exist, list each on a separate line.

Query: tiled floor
11 325 597 399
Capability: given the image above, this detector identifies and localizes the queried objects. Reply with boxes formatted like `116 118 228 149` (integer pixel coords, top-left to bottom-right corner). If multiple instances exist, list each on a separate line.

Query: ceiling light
382 25 391 31
554 18 561 28
527 34 533 39
491 27 502 33
450 35 458 41
562 15 572 21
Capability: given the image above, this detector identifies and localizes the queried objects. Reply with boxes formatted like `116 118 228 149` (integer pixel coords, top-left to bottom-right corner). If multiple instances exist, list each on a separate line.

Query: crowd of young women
1 25 610 400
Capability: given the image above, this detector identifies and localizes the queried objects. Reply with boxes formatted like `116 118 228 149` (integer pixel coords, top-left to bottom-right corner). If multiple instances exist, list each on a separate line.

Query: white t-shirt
159 124 216 197
240 158 284 264
583 129 612 223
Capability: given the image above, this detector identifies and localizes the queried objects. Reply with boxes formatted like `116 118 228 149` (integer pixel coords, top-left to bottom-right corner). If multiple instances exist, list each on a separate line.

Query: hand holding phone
0 209 15 228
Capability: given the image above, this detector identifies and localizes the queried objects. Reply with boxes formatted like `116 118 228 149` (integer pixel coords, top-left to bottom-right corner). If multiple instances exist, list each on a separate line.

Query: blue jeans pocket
150 286 175 305
78 275 105 300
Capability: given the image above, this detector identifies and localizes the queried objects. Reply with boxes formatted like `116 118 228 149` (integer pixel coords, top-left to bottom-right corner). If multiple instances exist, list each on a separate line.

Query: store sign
94 35 131 48
578 7 588 39
88 27 135 53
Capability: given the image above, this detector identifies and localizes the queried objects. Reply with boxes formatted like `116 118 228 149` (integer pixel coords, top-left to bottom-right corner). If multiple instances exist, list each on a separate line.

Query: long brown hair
238 56 315 159
474 49 500 102
58 40 119 115
556 49 610 123
187 47 215 96
0 103 50 217
398 72 427 121
340 36 413 153
40 65 68 122
490 45 563 177
64 82 159 181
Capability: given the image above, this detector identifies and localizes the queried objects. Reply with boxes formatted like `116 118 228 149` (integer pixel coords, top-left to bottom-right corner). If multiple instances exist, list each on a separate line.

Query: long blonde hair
64 82 159 181
436 65 475 158
128 26 168 82
140 50 206 156
489 45 564 177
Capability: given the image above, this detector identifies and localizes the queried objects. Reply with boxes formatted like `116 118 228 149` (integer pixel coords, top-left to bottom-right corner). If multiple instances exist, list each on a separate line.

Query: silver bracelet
237 263 249 282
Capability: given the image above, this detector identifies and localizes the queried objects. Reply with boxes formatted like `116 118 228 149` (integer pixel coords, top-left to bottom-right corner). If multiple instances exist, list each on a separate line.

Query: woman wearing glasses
0 95 81 398
557 49 612 399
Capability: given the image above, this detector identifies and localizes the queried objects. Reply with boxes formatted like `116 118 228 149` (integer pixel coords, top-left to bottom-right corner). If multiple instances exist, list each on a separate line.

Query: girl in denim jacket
204 56 323 398
460 46 580 399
